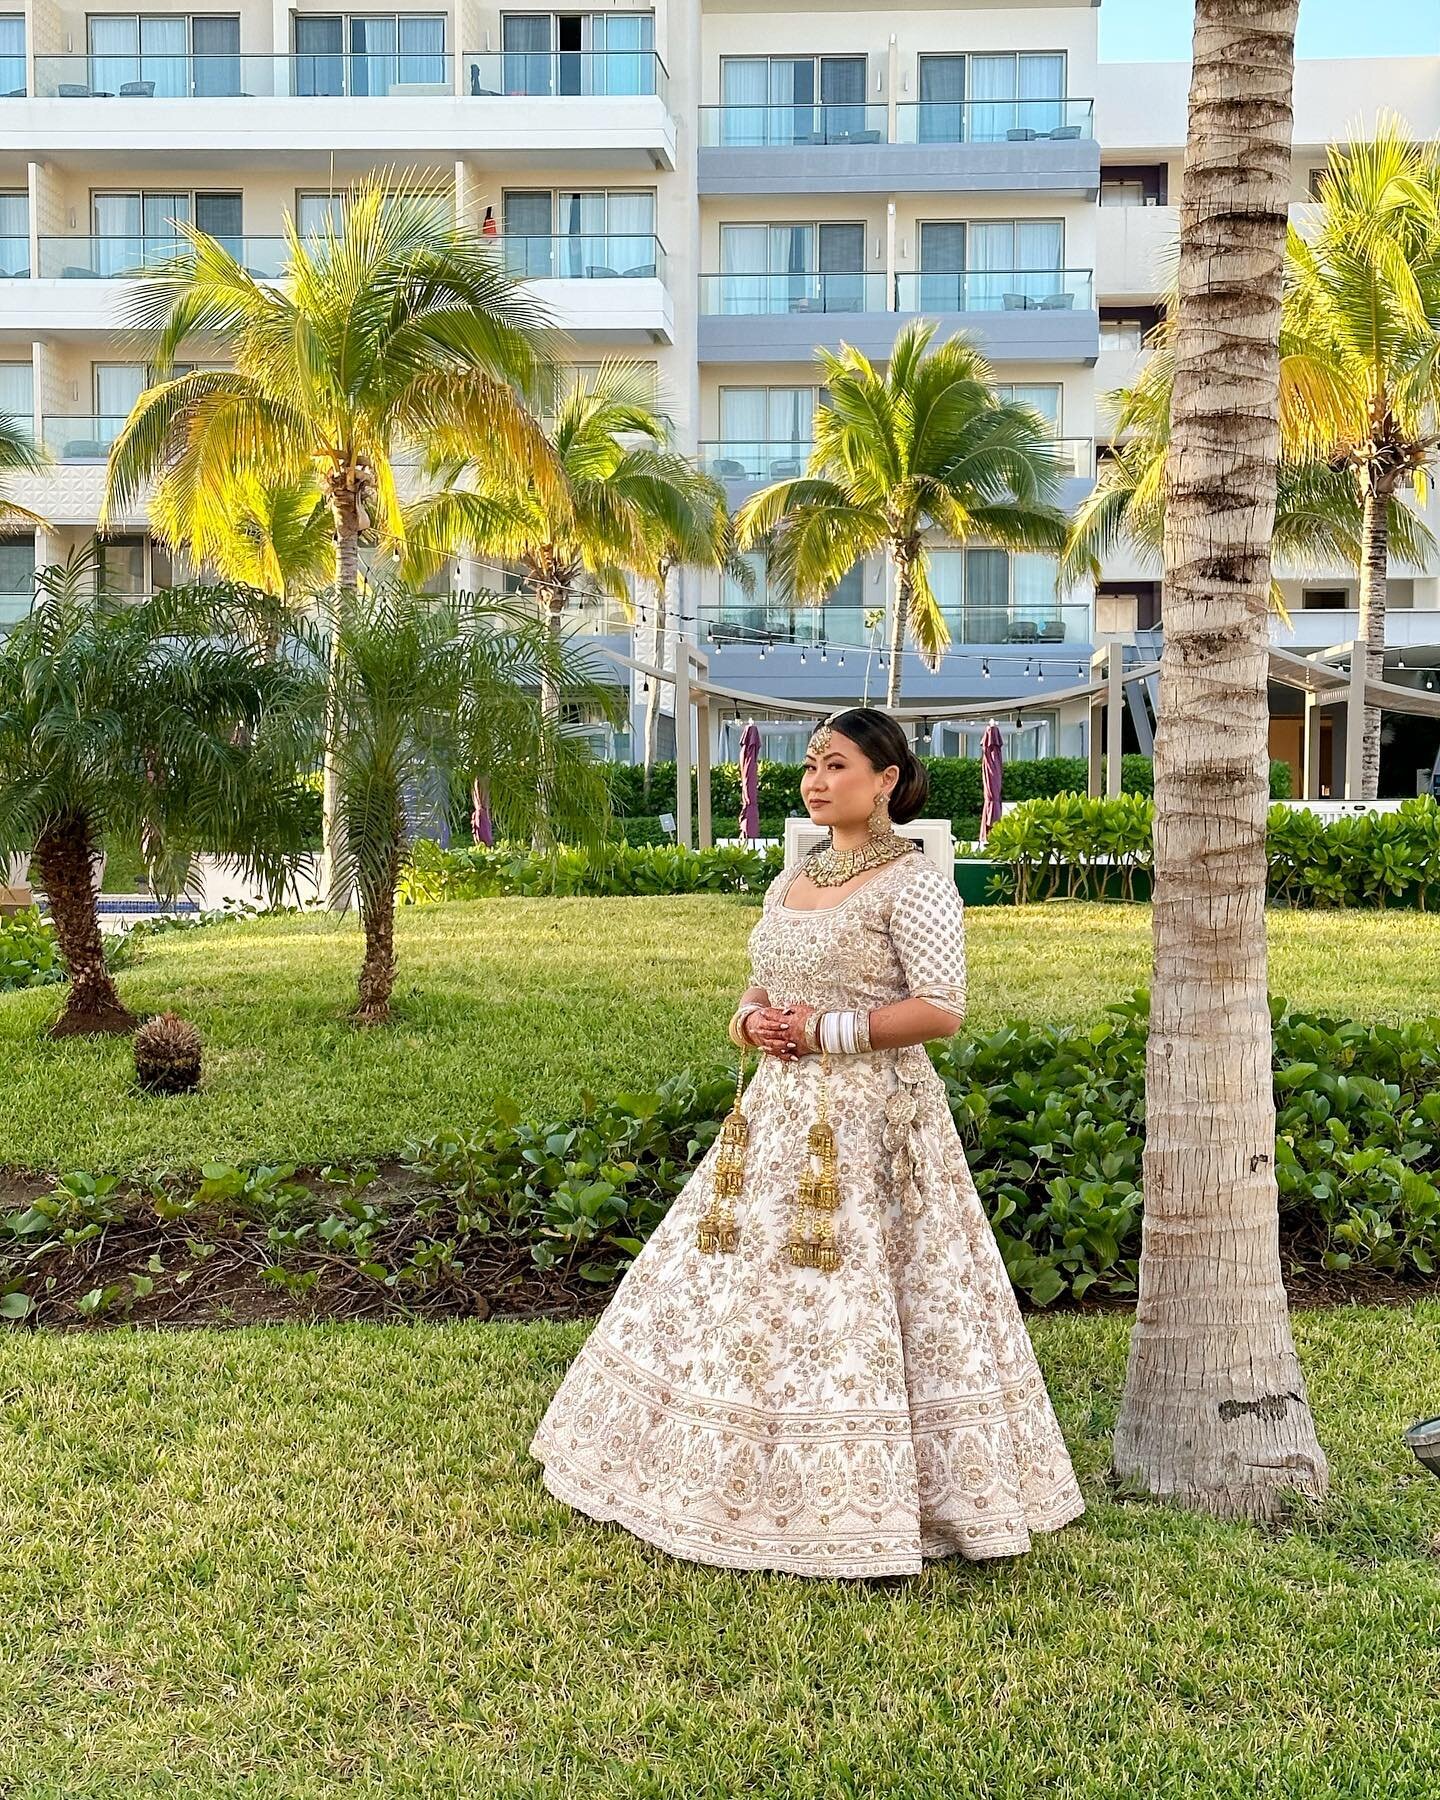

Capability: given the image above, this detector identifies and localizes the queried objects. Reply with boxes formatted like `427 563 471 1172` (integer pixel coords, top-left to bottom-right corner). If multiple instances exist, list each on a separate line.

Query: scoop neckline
777 849 917 916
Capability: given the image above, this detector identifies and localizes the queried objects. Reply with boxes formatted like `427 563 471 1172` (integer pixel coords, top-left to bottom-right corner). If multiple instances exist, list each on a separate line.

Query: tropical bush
985 794 1440 908
0 909 64 992
4 996 1437 1323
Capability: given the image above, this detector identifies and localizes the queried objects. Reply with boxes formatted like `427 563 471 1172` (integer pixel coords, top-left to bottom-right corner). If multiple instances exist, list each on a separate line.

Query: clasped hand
744 1003 818 1060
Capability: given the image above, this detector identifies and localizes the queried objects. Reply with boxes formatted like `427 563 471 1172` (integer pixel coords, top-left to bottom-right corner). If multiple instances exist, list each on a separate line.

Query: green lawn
0 1306 1437 1796
3 899 1439 1175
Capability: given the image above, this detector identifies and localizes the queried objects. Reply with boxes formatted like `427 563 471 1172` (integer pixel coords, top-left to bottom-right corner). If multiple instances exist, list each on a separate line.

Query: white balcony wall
1095 202 1175 301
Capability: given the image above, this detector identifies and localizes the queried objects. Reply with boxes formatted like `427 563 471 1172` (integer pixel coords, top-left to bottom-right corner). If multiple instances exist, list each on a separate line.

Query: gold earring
698 1053 747 1255
867 790 891 836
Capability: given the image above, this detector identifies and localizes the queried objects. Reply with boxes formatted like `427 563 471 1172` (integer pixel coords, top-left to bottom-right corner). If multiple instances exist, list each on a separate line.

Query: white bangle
819 1009 861 1054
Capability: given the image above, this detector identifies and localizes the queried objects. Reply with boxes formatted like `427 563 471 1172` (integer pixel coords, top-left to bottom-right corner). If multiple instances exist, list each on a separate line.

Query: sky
1099 0 1440 62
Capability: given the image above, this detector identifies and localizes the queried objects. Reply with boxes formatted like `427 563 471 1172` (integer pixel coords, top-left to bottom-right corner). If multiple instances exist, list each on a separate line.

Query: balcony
36 235 287 280
697 270 1098 364
697 96 1098 197
4 52 675 168
1096 203 1177 301
502 235 673 343
43 415 127 461
1276 609 1440 651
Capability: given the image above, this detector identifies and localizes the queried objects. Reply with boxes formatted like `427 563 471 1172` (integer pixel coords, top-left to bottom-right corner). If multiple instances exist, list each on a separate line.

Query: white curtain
1017 220 1064 303
141 15 187 98
0 360 32 420
720 59 767 147
719 224 766 315
1012 553 1060 630
967 220 1013 309
719 388 767 475
1019 53 1065 134
592 12 652 96
557 190 606 277
605 190 655 276
968 54 1014 143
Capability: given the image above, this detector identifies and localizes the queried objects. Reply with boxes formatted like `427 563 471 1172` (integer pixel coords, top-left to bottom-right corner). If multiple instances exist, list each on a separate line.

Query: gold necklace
802 830 916 888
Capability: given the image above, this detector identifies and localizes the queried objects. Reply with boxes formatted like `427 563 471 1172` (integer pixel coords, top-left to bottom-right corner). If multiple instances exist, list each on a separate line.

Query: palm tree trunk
1356 472 1388 802
355 838 401 1024
320 490 360 911
642 575 669 806
886 546 912 710
33 813 134 1037
1112 0 1328 1522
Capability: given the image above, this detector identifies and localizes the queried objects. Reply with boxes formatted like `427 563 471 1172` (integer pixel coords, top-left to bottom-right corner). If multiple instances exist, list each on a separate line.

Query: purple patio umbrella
738 720 761 841
979 721 1004 843
472 779 494 848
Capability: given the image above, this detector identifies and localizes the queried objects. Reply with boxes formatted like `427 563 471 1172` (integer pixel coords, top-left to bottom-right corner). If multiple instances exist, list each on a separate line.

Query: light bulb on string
982 659 991 679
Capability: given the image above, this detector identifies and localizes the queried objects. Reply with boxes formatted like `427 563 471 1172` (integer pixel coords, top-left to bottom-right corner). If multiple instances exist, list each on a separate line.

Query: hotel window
502 190 656 278
497 13 654 96
914 51 1065 144
717 387 817 478
0 360 30 427
916 218 1063 309
718 55 867 146
1100 164 1167 206
1100 305 1164 355
293 14 446 96
717 221 866 314
97 535 173 598
0 15 24 95
295 188 450 237
993 383 1062 432
930 548 1063 643
719 553 864 644
87 15 241 97
0 190 26 276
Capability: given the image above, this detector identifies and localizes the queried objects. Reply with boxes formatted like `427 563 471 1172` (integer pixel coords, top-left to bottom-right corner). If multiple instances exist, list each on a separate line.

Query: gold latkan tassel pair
784 1049 843 1272
697 1053 747 1255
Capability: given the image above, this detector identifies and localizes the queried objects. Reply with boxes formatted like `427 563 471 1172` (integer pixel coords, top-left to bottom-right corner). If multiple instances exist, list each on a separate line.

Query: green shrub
7 997 1437 1317
400 838 784 903
985 793 1440 909
0 908 64 991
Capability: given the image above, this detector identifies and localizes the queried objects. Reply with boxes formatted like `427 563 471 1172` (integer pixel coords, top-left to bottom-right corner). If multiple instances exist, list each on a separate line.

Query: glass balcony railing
464 50 667 101
38 236 288 278
34 53 454 99
702 601 1094 651
0 236 29 277
699 271 887 316
698 440 814 481
892 268 1094 313
698 102 887 148
0 57 24 97
938 603 1093 647
43 416 129 461
702 604 873 649
895 97 1094 145
500 234 665 281
1050 437 1094 479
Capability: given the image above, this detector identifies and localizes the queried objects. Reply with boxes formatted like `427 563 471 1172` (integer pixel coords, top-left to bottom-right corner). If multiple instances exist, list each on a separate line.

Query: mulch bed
4 1163 1440 1332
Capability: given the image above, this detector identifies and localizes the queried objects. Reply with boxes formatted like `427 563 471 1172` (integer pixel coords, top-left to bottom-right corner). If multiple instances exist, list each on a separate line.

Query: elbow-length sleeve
887 858 967 1026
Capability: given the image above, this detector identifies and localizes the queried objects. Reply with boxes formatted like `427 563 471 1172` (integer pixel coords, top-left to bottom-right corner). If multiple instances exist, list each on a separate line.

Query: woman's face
800 729 897 830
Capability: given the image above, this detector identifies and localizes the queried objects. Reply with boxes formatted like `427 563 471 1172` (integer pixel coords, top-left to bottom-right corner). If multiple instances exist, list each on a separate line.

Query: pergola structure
596 635 1440 850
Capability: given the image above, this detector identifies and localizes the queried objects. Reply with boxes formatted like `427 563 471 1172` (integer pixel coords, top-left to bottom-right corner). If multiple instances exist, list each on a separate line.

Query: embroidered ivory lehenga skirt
529 850 1086 1578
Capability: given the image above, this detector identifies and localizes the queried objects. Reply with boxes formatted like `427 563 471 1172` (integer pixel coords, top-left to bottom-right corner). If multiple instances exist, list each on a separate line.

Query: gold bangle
856 1008 872 1053
802 1009 824 1053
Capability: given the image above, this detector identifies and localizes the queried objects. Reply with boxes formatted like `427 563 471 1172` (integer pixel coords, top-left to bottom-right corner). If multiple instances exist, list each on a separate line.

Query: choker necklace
803 831 917 888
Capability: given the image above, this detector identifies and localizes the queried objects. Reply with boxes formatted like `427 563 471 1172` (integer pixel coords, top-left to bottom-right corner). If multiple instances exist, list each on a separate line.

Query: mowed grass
1 1306 1438 1797
1 898 1438 1175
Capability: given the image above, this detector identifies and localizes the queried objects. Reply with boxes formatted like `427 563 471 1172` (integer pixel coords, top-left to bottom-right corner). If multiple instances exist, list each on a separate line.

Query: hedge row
6 997 1436 1320
604 755 1295 822
984 794 1440 908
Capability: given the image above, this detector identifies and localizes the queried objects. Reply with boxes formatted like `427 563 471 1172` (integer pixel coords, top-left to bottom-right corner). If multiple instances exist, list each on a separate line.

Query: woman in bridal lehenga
530 706 1085 1578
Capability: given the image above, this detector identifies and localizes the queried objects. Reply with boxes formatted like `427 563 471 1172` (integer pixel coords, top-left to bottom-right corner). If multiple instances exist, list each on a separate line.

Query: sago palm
734 319 1070 708
299 581 622 1023
102 170 559 900
404 360 726 722
1282 120 1440 796
0 555 317 1036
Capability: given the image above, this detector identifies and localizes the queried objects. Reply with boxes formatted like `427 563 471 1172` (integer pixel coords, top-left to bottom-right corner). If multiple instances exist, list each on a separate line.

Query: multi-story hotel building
0 2 1436 792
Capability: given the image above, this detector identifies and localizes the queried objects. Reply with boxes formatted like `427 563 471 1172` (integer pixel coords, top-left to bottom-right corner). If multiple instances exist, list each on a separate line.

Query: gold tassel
698 1052 747 1255
785 1049 843 1272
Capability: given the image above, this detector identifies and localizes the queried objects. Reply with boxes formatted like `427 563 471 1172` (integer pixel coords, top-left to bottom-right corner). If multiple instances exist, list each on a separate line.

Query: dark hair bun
826 707 929 823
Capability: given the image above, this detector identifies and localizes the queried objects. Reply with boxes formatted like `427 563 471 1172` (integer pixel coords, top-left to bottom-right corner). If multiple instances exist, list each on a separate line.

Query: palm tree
1064 342 1435 602
733 320 1070 709
403 361 729 842
150 470 335 657
0 410 48 539
305 580 622 1023
1111 0 1329 1521
1282 121 1440 798
0 557 317 1036
101 170 558 903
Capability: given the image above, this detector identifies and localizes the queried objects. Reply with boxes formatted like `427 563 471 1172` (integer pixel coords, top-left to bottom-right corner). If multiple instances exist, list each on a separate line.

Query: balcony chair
1006 619 1039 644
117 80 155 97
585 264 619 279
3 87 24 97
1002 292 1030 310
1048 123 1082 140
714 458 747 478
1037 291 1075 309
768 457 803 477
1037 619 1066 643
57 83 94 97
620 262 655 278
1006 126 1038 141
833 127 881 145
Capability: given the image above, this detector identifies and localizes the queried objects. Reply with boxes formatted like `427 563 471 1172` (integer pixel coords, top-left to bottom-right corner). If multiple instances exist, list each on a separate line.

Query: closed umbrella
979 720 1004 843
472 779 494 848
738 720 761 841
